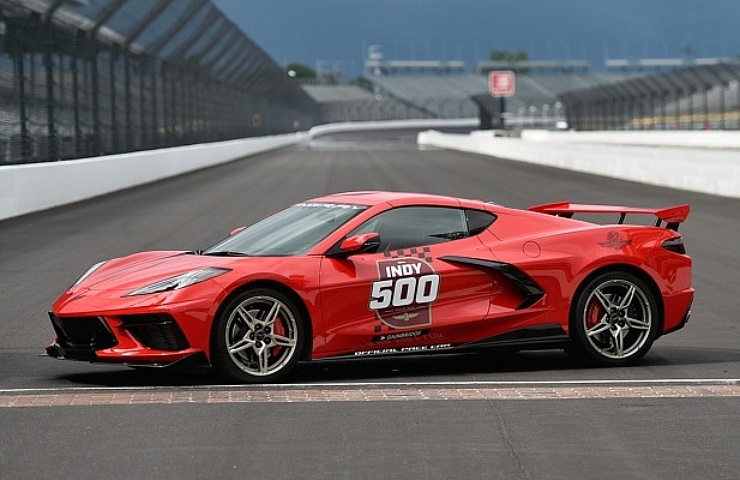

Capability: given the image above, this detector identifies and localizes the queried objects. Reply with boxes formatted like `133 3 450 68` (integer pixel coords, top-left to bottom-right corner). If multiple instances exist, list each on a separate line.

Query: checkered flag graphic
383 247 433 263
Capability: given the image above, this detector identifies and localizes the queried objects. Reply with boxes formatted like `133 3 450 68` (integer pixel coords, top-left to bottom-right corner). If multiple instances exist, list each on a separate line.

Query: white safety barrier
417 129 740 198
308 118 477 138
3 122 737 221
0 119 476 222
520 129 740 149
0 133 308 221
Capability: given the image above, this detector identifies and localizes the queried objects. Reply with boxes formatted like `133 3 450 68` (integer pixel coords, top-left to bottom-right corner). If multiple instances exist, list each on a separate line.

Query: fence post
124 51 133 150
11 25 31 162
109 46 118 152
44 17 58 161
72 30 82 157
89 36 101 154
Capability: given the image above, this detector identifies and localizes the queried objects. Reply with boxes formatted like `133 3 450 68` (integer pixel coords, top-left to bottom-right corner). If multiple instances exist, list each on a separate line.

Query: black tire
211 288 305 383
569 271 659 367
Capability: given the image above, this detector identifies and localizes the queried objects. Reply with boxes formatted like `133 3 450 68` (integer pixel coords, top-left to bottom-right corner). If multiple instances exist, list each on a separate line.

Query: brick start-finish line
2 381 738 408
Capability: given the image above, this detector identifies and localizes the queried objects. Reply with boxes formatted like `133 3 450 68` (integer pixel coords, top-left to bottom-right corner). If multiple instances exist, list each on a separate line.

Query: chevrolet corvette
46 191 693 383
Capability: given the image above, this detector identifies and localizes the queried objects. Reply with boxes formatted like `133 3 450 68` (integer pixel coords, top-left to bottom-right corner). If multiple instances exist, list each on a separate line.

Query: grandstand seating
306 73 631 128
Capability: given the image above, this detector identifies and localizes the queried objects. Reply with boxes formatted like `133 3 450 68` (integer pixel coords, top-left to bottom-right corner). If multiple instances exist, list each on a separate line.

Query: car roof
309 191 487 209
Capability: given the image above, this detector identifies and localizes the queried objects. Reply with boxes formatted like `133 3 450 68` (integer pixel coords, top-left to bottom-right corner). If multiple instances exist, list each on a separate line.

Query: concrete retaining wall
0 133 308 221
418 129 740 198
3 122 737 221
0 119 477 222
308 118 477 137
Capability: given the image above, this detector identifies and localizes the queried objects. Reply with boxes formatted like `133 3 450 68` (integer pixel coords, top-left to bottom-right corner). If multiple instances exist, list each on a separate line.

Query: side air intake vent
119 314 190 351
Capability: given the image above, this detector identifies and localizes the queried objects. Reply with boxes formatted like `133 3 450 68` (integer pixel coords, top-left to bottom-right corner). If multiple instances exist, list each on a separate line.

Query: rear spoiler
529 202 690 231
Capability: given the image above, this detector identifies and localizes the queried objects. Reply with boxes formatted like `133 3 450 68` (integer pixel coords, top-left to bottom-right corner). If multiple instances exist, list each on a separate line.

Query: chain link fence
559 62 740 131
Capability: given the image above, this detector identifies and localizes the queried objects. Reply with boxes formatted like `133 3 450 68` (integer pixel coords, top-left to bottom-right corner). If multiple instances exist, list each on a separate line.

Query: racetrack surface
1 129 738 479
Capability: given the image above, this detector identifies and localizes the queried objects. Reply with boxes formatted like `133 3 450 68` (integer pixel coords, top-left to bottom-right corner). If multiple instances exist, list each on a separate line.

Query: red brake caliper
271 314 286 357
586 300 602 330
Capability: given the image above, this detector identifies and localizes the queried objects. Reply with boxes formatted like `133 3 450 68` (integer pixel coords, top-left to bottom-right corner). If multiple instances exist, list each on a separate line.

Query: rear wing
529 202 690 231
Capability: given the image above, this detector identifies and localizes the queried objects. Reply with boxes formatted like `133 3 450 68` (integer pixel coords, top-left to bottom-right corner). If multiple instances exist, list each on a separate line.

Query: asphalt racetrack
1 129 739 479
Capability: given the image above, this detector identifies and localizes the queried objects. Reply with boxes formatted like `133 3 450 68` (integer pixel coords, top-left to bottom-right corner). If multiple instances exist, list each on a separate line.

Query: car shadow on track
53 350 574 387
51 346 740 388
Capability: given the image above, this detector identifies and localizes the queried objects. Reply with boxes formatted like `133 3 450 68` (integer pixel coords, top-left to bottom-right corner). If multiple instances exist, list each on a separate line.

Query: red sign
489 70 515 97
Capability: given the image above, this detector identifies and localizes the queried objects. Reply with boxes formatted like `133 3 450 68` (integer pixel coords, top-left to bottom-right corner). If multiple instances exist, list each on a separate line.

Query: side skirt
325 324 570 360
462 324 570 351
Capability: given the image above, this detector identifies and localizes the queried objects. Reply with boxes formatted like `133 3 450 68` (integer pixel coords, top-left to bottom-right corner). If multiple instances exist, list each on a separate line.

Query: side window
466 209 497 235
351 207 467 251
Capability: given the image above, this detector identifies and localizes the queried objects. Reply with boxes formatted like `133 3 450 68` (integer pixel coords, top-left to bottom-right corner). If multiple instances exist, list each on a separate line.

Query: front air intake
119 314 190 351
48 313 118 350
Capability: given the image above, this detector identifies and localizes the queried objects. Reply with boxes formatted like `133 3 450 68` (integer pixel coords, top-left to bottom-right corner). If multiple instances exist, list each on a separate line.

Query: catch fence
0 0 318 164
559 62 740 131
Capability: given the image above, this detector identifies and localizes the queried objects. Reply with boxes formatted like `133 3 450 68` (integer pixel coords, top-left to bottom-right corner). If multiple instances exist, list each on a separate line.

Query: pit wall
417 129 740 198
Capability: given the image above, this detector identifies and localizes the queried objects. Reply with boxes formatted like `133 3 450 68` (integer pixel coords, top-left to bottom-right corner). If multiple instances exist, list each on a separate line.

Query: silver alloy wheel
224 294 299 377
581 278 652 360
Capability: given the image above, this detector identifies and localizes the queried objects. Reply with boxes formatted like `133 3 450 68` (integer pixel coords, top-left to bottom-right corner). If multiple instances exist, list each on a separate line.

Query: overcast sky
212 0 740 78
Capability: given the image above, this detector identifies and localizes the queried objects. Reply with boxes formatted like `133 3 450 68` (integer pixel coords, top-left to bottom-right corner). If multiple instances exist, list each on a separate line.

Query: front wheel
211 288 304 383
570 271 659 367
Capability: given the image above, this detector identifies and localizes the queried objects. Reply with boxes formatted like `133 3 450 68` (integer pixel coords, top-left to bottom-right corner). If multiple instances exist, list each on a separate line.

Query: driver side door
316 206 497 358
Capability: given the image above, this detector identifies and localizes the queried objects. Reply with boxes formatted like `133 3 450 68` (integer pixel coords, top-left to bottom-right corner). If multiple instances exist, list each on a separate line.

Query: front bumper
46 311 205 367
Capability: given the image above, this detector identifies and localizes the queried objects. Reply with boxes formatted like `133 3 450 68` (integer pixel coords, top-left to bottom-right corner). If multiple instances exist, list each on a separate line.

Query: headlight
125 267 232 296
72 261 108 287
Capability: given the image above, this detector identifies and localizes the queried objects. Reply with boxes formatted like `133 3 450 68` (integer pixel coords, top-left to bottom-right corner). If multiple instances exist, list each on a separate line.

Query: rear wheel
211 288 304 383
570 271 659 367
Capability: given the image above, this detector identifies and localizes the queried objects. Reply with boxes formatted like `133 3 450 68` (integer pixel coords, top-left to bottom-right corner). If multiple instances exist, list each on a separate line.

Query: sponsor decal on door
369 257 440 329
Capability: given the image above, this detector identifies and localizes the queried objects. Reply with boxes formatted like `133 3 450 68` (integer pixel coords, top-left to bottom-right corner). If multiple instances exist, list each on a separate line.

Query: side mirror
328 233 381 258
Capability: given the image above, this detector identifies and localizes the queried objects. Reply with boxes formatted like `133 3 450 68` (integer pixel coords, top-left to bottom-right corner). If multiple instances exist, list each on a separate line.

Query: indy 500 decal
369 257 440 329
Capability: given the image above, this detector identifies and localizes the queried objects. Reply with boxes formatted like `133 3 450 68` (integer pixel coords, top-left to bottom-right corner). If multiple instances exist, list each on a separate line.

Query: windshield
204 202 367 256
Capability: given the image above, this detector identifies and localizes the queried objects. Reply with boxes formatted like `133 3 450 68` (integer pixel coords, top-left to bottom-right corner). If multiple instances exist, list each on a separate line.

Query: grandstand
307 68 630 129
560 61 740 131
301 53 633 128
5 0 738 166
307 56 740 132
0 0 317 164
303 85 428 123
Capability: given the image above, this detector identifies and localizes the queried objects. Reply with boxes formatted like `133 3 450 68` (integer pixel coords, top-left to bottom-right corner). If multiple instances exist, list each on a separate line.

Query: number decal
369 279 393 310
369 257 440 329
369 274 440 310
415 274 440 303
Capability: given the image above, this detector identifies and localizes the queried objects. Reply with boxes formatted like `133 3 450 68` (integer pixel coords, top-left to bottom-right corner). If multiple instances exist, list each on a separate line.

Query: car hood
76 251 236 292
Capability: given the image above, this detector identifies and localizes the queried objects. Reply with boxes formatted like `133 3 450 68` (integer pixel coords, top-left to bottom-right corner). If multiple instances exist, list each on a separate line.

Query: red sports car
46 191 693 383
